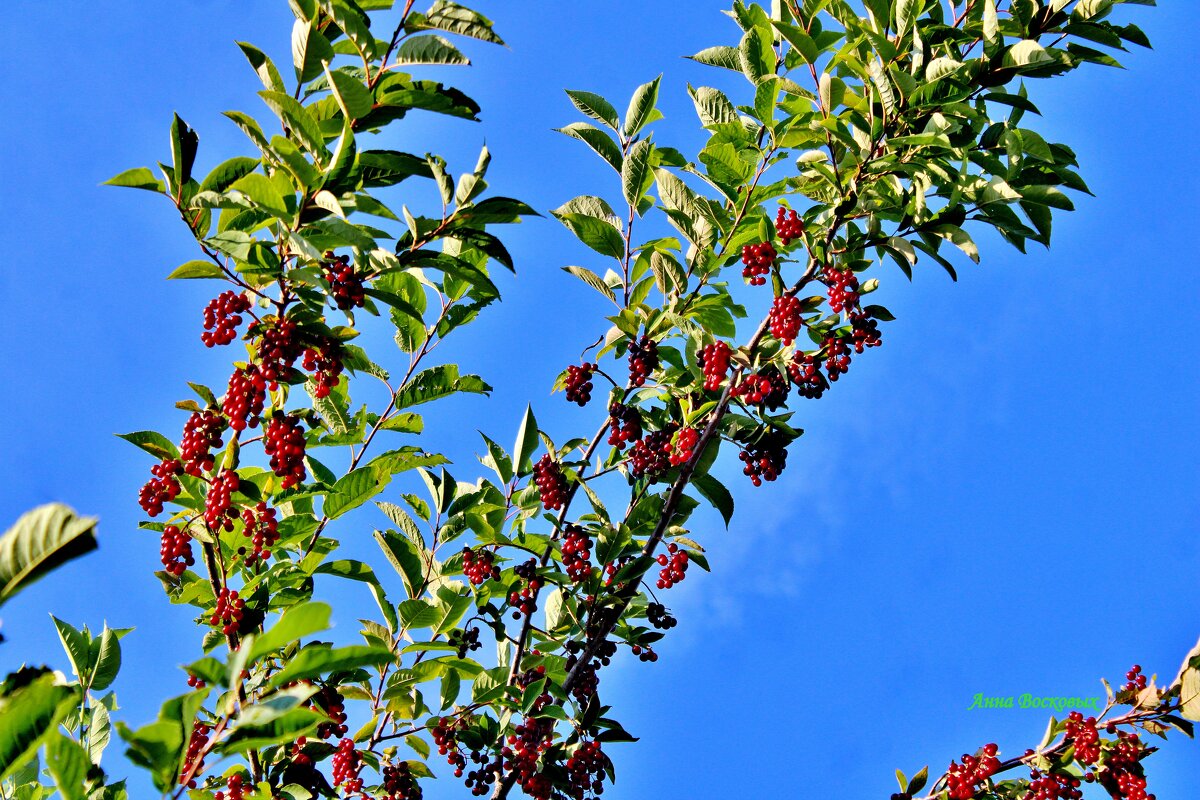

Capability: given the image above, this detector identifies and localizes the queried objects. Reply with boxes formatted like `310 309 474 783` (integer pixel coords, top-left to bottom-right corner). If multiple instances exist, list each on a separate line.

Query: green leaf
622 138 653 209
693 474 734 527
45 734 89 800
773 22 819 63
555 122 623 173
237 685 318 727
554 213 625 258
374 530 427 599
102 167 164 193
51 616 89 679
563 266 617 303
89 625 122 691
623 76 661 138
0 672 75 782
565 89 620 132
395 364 491 410
237 41 286 92
324 466 392 519
166 260 223 280
0 505 98 605
291 19 334 83
116 430 178 460
739 27 774 83
325 67 374 120
394 35 469 66
249 601 332 661
169 114 199 187
220 708 322 754
230 172 290 220
513 405 539 476
1004 40 1054 67
686 46 743 72
88 703 111 766
270 645 394 686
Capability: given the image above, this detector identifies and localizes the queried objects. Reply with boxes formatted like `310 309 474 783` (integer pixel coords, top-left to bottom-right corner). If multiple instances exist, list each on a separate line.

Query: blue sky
1 1 1197 797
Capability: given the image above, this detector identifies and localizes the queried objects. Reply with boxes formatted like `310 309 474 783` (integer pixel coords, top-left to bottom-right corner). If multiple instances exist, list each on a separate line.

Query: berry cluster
323 254 366 311
239 502 279 564
606 403 643 450
768 295 804 345
1064 712 1101 764
630 642 658 662
1098 732 1153 800
564 740 607 800
223 366 267 431
849 311 882 353
699 341 732 391
823 265 859 313
180 411 224 476
159 525 194 576
628 428 674 482
668 426 699 467
331 738 363 794
264 415 307 489
733 367 789 410
140 459 183 516
312 684 349 740
381 761 423 800
210 588 245 636
201 290 252 347
179 721 211 788
302 340 344 399
655 542 689 589
741 242 776 286
945 743 1000 800
565 363 597 406
186 672 206 689
432 717 470 778
824 335 852 381
462 547 500 586
214 774 246 800
502 718 553 800
1024 771 1083 800
533 454 569 511
1123 664 1148 694
646 602 677 630
561 525 593 583
508 559 541 620
739 431 789 486
627 336 659 387
776 207 805 246
449 626 481 659
254 317 304 389
204 469 241 530
788 351 829 399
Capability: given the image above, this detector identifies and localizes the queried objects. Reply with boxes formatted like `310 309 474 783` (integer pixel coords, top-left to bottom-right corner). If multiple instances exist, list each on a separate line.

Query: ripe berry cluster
630 642 658 662
239 502 279 564
508 559 541 620
1123 664 1148 694
606 403 643 450
561 525 593 583
179 721 211 788
323 254 366 311
254 317 303 389
210 588 245 636
449 626 481 659
788 351 829 399
768 295 804 345
945 743 1000 800
655 543 689 589
533 454 569 510
776 207 805 245
564 740 607 800
1064 712 1101 764
849 311 882 352
502 718 553 800
264 415 307 489
201 290 252 347
628 428 674 482
302 340 345 399
646 602 677 630
1098 732 1153 800
823 265 859 313
204 469 241 530
223 366 267 431
140 459 183 516
739 431 789 486
160 525 194 576
733 367 789 410
627 336 659 387
699 341 732 391
741 242 776 286
1024 770 1083 800
462 547 500 586
668 427 698 467
565 363 597 406
434 716 498 797
312 684 349 739
331 738 363 794
214 773 246 800
823 335 852 381
180 411 224 476
381 761 424 800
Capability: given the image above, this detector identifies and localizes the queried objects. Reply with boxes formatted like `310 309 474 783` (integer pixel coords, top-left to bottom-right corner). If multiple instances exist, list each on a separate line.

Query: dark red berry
201 290 252 347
